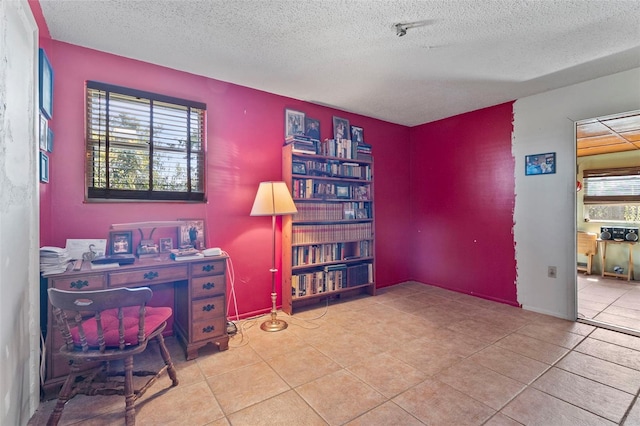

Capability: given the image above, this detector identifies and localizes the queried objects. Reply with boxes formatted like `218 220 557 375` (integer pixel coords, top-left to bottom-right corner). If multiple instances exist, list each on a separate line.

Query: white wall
513 68 640 319
0 1 40 424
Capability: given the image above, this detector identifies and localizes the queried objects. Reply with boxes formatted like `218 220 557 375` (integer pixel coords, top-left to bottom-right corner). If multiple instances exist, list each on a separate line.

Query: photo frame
39 114 48 151
285 109 305 138
292 161 307 175
39 48 53 119
356 208 369 219
39 152 49 183
179 219 206 249
333 116 350 140
336 184 350 199
525 152 556 176
159 237 173 253
47 127 54 152
351 125 364 144
109 230 133 255
343 208 355 220
305 117 320 141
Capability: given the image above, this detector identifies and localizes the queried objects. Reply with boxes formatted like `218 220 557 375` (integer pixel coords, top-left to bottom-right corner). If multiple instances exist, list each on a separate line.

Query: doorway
576 110 640 336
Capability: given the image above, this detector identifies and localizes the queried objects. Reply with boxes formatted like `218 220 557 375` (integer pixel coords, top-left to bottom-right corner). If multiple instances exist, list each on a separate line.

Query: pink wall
37 39 411 317
408 103 518 306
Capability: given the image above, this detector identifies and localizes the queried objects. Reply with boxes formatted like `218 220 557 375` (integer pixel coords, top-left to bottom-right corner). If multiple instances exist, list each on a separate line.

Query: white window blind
86 81 206 201
583 167 640 204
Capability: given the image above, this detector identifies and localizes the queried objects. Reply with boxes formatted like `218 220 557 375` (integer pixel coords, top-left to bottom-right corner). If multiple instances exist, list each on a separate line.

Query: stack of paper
40 246 72 276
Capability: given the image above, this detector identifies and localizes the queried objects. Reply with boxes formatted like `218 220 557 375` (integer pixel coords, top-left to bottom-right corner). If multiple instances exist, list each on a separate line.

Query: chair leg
156 333 179 386
124 356 136 425
47 365 80 426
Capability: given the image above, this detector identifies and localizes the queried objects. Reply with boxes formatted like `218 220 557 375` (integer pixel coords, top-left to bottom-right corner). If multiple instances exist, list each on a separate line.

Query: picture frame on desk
39 48 53 119
159 237 173 253
109 230 133 255
179 218 206 249
285 109 305 138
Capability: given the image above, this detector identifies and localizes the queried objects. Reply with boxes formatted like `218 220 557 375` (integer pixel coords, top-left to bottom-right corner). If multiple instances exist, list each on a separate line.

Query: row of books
285 134 373 162
319 138 357 159
291 223 373 244
291 240 373 267
294 159 371 180
294 202 371 221
285 134 317 155
292 179 371 200
291 262 373 298
357 142 372 161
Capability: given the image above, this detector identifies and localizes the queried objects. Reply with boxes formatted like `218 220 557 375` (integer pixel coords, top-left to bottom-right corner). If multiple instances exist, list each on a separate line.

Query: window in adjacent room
583 166 640 223
86 81 206 201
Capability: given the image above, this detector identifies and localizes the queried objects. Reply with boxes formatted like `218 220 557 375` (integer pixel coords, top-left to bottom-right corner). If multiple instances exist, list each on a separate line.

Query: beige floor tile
501 387 617 425
207 361 290 415
556 351 640 394
532 367 633 423
516 323 586 348
496 332 568 364
624 397 640 425
247 325 308 360
484 413 524 425
393 338 465 376
590 328 640 351
309 331 386 368
393 378 495 425
580 298 610 313
345 401 423 426
137 380 225 425
380 295 430 314
602 304 640 320
445 318 513 343
227 390 327 426
296 369 386 425
267 345 341 388
428 327 490 357
347 351 428 398
575 337 640 370
595 312 640 329
436 359 525 410
469 345 549 384
196 342 263 378
534 315 596 336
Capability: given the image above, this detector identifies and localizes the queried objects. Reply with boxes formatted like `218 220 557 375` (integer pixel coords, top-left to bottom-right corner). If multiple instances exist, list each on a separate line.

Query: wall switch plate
548 266 557 278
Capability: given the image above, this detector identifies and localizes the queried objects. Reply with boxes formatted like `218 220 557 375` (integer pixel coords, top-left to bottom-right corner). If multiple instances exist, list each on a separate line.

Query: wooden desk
598 240 636 281
42 255 229 395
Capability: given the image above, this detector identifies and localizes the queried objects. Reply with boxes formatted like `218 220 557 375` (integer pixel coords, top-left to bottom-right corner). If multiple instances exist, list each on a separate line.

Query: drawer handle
202 282 216 290
202 265 215 272
202 304 215 312
70 280 89 289
144 271 159 280
202 325 215 333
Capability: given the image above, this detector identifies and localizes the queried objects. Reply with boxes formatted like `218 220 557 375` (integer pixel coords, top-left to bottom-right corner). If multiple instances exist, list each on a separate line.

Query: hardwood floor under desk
41 255 229 397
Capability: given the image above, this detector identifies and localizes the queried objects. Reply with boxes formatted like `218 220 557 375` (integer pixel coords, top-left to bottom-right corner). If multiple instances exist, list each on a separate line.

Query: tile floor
29 281 640 425
578 274 640 332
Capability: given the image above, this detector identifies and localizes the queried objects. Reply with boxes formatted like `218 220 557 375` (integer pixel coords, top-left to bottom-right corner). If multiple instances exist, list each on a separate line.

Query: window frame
85 81 207 202
583 166 640 205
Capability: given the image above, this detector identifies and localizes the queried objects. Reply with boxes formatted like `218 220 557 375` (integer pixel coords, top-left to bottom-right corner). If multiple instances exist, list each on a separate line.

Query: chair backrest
48 287 153 353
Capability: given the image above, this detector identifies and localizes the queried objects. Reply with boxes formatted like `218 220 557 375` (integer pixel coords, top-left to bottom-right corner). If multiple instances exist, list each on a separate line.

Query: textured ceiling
39 0 640 127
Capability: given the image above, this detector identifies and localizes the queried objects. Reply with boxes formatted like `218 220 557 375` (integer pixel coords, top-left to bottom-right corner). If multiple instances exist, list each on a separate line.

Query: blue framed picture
40 152 49 183
525 152 556 176
39 48 53 119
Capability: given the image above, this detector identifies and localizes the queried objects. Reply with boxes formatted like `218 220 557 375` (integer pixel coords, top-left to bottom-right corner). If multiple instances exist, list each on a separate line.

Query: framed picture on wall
178 218 206 249
525 152 556 176
351 125 364 143
333 116 350 140
39 48 53 119
285 109 305 138
39 152 49 183
39 114 48 151
305 117 320 141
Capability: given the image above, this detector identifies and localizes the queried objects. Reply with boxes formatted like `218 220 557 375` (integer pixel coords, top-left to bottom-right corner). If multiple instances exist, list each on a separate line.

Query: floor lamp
250 181 298 332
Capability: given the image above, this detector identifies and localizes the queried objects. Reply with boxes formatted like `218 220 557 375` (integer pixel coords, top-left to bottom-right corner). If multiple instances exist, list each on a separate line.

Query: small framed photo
351 125 364 143
356 208 369 219
292 161 307 175
525 152 556 176
305 117 320 140
109 230 133 255
39 152 49 183
336 184 350 199
343 208 355 220
47 128 54 152
159 237 173 253
333 116 350 140
179 218 206 249
39 48 53 119
39 114 48 151
285 109 305 138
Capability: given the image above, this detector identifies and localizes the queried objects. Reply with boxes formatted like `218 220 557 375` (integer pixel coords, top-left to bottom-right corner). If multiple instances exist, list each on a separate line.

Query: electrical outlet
548 266 557 278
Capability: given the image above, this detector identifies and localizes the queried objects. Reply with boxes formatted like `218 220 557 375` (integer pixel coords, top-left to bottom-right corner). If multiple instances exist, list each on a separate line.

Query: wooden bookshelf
282 142 376 314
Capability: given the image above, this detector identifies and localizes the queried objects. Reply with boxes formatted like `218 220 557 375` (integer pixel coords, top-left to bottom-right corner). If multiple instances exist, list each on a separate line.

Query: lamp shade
250 181 298 216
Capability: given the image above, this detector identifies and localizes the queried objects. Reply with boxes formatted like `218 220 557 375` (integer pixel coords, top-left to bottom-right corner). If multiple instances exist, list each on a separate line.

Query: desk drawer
51 274 105 291
192 296 225 322
192 317 226 342
191 275 225 299
108 265 188 287
191 259 225 277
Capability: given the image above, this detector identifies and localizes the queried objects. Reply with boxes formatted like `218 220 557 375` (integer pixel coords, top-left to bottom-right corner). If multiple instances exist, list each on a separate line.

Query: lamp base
260 318 288 332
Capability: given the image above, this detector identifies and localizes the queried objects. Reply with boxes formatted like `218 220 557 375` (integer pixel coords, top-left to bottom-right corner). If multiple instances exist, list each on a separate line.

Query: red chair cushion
70 306 172 347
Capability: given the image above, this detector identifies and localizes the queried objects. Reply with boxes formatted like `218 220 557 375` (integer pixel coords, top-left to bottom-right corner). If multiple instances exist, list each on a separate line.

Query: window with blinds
583 167 640 223
86 81 206 201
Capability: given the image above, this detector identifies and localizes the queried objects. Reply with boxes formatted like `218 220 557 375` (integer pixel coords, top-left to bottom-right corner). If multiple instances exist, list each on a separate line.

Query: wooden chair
47 287 179 425
577 231 598 275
